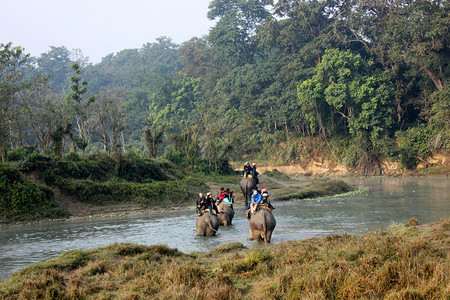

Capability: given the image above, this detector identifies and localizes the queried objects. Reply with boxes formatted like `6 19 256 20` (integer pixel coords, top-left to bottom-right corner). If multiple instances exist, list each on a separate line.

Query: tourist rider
206 192 219 214
249 189 262 212
216 187 225 205
261 188 274 209
226 188 234 204
196 193 205 215
242 162 252 177
251 163 259 184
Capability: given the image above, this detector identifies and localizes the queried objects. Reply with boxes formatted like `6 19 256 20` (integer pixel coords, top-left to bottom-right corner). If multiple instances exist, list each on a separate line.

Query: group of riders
196 188 234 216
195 162 274 216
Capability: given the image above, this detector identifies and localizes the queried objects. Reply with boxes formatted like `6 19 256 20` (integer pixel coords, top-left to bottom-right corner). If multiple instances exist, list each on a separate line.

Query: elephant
248 206 276 243
196 211 220 236
217 201 235 226
240 176 257 208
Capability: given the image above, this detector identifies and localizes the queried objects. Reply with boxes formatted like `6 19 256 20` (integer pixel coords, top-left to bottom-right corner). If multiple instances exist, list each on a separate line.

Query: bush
396 125 433 169
0 165 67 222
19 153 178 184
59 177 207 205
6 146 38 162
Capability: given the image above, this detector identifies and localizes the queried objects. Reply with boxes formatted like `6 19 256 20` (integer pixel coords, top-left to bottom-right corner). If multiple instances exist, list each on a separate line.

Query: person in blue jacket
249 189 262 212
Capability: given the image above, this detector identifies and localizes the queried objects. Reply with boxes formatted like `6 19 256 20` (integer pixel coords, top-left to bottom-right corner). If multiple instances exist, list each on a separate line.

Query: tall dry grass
1 219 448 299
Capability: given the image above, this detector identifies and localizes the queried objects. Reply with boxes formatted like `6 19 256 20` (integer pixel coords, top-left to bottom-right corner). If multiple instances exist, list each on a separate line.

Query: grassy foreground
1 218 448 299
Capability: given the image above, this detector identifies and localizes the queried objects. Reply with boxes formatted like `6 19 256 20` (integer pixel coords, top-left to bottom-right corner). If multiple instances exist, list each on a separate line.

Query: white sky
1 0 215 64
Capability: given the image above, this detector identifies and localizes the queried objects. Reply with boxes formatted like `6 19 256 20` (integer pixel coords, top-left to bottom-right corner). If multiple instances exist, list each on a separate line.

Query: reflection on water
0 177 448 279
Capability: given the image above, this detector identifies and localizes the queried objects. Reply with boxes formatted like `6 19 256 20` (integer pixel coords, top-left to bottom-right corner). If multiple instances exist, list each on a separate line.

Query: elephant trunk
205 215 217 233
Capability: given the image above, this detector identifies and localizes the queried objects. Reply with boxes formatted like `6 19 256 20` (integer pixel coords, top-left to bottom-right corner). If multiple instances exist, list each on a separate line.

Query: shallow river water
0 176 448 279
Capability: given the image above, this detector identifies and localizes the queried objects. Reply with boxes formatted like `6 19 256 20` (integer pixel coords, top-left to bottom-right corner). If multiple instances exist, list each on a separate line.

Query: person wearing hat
261 188 274 209
205 192 219 214
249 189 262 212
251 163 259 184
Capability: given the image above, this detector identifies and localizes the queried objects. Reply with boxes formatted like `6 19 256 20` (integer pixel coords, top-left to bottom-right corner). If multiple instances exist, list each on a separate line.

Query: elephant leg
249 228 262 241
197 228 206 236
265 230 273 243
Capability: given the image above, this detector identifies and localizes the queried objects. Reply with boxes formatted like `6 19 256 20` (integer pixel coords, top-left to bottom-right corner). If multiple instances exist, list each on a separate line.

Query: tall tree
67 63 95 154
34 46 74 92
91 89 126 153
298 49 395 140
0 43 30 162
298 49 396 173
143 124 165 157
178 37 211 80
348 0 449 91
207 0 274 68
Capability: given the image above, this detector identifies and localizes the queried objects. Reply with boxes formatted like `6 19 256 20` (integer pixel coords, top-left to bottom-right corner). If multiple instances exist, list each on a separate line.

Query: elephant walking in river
196 212 220 236
248 206 276 243
240 177 257 207
217 201 234 226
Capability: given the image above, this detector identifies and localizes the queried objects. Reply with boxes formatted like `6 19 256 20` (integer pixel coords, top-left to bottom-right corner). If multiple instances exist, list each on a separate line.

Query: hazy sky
1 0 215 64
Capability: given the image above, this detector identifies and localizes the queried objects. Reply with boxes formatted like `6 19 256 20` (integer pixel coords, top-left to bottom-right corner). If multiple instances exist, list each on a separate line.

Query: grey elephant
240 177 257 207
217 201 235 226
196 211 220 236
248 206 276 243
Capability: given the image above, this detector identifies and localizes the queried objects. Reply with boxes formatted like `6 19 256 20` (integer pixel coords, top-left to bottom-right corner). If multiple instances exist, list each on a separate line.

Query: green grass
1 219 448 299
274 179 352 201
417 165 450 176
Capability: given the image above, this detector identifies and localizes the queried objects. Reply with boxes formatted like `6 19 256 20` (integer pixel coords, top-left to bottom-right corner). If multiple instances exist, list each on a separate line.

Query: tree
349 0 449 91
34 46 74 92
91 89 126 153
298 49 396 173
178 37 211 80
16 76 58 154
67 63 95 154
143 125 165 158
0 43 29 163
207 0 274 67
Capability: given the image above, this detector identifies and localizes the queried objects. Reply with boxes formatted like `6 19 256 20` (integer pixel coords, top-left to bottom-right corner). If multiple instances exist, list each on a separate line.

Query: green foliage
6 146 37 161
3 0 449 173
59 176 206 205
15 152 201 207
208 0 273 67
298 49 396 140
396 125 433 169
275 179 352 201
0 164 67 222
429 86 450 150
34 46 74 92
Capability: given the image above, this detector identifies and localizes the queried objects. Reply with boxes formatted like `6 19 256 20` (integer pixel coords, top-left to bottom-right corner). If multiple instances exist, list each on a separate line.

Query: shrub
6 146 38 162
396 125 433 169
0 165 67 222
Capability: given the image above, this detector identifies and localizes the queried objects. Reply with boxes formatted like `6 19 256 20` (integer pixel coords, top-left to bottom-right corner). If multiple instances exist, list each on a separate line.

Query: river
0 176 448 280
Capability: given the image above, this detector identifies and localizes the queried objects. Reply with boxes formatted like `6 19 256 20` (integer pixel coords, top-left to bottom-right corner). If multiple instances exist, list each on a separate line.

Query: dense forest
1 0 448 175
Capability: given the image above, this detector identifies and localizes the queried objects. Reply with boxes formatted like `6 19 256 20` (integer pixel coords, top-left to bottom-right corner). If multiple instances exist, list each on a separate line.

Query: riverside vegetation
0 218 448 299
0 152 209 223
1 1 448 176
0 151 351 224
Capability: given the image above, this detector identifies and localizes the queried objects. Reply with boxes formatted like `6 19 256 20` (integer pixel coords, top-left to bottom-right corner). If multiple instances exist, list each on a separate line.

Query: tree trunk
0 147 5 163
423 66 443 90
120 132 125 153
